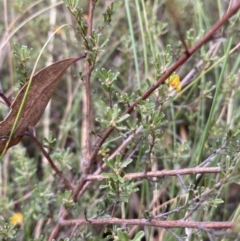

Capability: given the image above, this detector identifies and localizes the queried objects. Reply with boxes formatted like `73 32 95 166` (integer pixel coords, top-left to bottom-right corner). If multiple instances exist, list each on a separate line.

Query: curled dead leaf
0 56 85 155
0 136 23 154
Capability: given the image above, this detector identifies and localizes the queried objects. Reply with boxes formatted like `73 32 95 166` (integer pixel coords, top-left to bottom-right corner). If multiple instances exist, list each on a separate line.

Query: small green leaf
131 231 145 241
116 114 130 123
115 153 122 165
103 158 115 169
99 184 109 189
101 173 116 179
112 104 120 120
95 118 109 125
121 158 133 168
118 175 125 183
117 229 129 241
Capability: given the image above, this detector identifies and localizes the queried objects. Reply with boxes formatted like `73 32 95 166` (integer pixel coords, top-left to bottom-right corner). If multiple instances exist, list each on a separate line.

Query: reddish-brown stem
59 218 235 230
3 0 14 88
84 167 225 181
48 209 68 241
0 92 11 107
82 0 96 172
29 133 74 191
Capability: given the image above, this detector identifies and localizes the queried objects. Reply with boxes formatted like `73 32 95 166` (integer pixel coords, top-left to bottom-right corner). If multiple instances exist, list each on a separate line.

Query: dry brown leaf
0 56 84 154
0 136 23 154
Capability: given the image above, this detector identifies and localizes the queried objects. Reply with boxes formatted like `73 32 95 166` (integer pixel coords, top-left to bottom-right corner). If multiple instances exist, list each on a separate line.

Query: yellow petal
10 212 24 226
166 75 182 91
175 83 182 91
55 25 62 34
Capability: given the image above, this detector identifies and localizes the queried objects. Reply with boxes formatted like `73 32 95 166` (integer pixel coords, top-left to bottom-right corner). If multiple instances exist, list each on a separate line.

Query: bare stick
82 0 96 172
59 218 235 230
84 167 226 181
0 92 11 107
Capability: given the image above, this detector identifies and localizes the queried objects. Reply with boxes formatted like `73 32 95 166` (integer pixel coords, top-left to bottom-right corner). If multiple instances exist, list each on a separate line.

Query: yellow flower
10 212 23 226
54 25 62 34
165 74 182 91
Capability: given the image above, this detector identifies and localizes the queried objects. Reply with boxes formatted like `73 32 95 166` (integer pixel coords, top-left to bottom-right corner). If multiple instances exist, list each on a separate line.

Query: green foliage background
0 0 240 240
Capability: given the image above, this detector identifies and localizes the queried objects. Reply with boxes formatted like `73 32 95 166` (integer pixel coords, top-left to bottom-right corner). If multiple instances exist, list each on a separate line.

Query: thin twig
82 0 96 173
154 177 227 220
0 92 11 107
165 228 184 241
176 174 188 193
48 208 68 241
197 142 228 168
183 201 204 221
59 218 235 230
145 132 155 173
84 167 227 181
